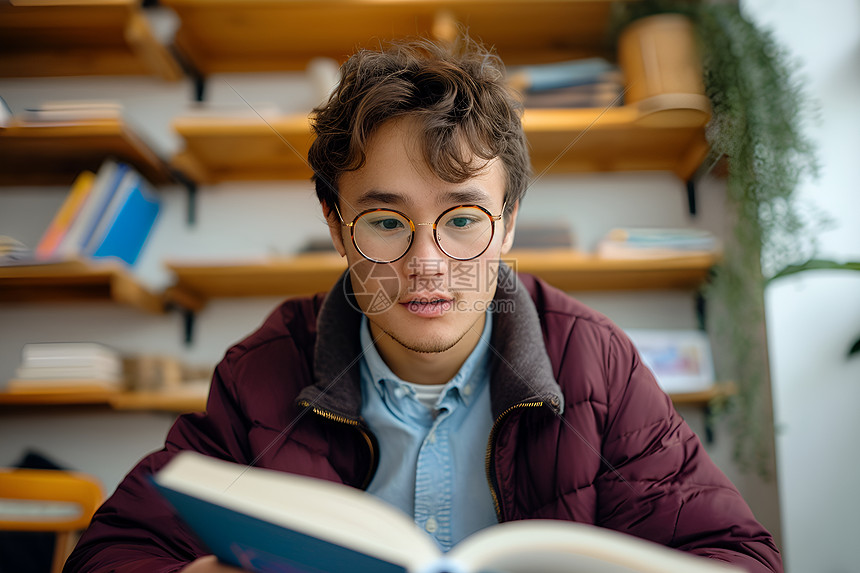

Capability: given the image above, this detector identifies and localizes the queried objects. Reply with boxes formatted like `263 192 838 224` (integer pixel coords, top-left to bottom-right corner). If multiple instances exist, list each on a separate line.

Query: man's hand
180 555 244 572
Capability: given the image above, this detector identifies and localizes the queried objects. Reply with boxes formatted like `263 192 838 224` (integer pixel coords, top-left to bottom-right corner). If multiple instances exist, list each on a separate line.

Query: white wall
742 1 860 572
0 2 786 556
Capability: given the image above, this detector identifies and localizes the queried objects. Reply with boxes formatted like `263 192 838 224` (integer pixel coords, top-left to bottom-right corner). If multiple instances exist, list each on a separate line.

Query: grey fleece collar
297 262 564 420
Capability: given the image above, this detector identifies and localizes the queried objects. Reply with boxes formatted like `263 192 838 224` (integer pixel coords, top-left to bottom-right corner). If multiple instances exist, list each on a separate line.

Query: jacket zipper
484 401 545 521
297 400 378 490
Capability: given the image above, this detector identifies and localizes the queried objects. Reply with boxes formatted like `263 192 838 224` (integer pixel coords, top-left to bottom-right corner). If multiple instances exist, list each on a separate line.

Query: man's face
326 117 518 358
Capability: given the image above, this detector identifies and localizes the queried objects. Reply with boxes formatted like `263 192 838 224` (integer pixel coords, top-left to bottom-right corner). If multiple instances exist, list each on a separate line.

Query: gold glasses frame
334 201 506 264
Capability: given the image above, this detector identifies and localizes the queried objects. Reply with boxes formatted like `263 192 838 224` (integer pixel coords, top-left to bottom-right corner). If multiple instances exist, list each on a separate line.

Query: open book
153 452 740 573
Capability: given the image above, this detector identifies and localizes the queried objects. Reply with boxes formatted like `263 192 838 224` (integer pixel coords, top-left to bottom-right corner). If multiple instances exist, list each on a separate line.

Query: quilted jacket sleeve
63 360 251 573
597 329 782 573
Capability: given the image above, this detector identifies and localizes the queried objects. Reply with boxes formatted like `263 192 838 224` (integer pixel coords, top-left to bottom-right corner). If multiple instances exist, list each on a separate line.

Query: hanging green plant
612 1 822 477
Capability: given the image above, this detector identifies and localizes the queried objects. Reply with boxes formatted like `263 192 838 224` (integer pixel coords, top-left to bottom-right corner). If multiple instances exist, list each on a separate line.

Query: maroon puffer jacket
64 268 782 572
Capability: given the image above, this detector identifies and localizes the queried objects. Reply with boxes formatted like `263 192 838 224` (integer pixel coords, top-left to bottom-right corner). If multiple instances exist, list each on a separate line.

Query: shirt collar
360 312 493 410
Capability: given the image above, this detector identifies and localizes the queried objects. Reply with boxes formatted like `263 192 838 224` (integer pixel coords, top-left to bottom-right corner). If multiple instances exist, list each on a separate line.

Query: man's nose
405 224 448 276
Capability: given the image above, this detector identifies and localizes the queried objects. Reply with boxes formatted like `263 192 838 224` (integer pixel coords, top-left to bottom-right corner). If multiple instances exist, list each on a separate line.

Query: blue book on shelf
89 174 161 266
76 161 130 252
510 58 617 92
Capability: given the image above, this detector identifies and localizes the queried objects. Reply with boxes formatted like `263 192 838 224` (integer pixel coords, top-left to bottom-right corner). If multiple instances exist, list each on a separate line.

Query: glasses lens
353 210 413 262
436 206 494 260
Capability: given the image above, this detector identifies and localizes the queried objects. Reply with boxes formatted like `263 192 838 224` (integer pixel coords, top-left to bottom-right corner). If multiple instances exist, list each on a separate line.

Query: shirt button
425 516 438 533
463 384 472 396
427 432 436 444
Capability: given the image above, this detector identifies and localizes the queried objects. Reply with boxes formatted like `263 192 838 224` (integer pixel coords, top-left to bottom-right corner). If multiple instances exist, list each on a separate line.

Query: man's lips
400 294 454 305
400 294 455 314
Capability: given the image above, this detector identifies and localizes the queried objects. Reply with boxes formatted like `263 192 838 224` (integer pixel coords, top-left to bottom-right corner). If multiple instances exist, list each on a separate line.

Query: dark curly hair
308 36 530 219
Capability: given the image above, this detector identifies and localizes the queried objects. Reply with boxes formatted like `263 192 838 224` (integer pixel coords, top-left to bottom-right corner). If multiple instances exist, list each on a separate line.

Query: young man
65 38 782 573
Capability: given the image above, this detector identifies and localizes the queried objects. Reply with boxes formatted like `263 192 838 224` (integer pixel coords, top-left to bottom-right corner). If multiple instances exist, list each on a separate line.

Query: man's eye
448 217 477 229
375 218 404 230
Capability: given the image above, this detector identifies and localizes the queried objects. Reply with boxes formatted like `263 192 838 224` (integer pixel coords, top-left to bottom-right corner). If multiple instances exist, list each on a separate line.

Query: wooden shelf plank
0 119 173 187
0 259 166 314
0 386 120 406
524 106 710 181
170 104 709 184
162 0 619 75
0 387 207 413
510 249 717 291
0 382 732 411
170 115 314 184
167 253 348 300
166 250 717 303
0 0 182 80
109 390 206 413
670 382 736 407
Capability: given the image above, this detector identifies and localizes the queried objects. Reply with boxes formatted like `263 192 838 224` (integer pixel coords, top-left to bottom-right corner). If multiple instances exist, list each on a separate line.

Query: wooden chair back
0 468 103 573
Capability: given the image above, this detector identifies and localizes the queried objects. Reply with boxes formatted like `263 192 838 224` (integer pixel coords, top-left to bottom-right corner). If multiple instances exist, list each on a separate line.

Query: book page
446 520 741 573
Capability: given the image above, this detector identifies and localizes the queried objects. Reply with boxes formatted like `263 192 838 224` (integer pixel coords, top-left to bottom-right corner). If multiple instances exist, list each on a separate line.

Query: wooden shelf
166 250 717 305
670 382 736 407
511 249 716 291
170 114 314 184
171 102 709 184
161 0 620 75
0 386 206 413
0 0 182 80
0 382 733 412
524 104 709 180
109 390 206 413
0 386 118 406
0 119 173 187
0 259 167 314
167 253 349 300
169 8 710 183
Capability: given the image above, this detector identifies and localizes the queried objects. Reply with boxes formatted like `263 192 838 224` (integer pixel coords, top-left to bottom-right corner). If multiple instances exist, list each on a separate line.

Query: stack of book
20 100 124 123
32 158 162 266
8 342 124 393
508 58 625 109
596 228 719 260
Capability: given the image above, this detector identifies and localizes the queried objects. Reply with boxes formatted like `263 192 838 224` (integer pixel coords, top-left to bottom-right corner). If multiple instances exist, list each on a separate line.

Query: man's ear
321 202 347 257
500 200 519 255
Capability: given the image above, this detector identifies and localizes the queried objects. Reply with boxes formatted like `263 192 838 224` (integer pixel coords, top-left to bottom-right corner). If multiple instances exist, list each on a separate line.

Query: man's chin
384 329 466 355
370 309 487 356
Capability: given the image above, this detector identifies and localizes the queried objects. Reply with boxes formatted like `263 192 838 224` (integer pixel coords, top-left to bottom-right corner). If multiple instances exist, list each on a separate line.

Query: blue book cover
90 177 160 266
77 161 130 252
153 485 408 573
151 452 432 573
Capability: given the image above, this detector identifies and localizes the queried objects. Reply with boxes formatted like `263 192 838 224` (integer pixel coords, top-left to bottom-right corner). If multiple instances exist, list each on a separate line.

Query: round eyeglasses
335 202 506 264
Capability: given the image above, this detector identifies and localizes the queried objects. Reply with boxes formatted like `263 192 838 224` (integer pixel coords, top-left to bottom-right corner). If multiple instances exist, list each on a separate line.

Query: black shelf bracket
183 309 196 346
684 151 726 218
695 290 707 331
685 178 698 216
168 42 207 101
703 404 715 444
168 168 198 226
193 76 207 103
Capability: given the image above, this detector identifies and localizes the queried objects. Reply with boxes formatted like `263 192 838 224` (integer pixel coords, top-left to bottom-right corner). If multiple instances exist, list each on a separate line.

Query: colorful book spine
81 168 138 255
53 159 125 260
77 162 130 253
509 58 618 93
88 173 161 266
34 170 95 259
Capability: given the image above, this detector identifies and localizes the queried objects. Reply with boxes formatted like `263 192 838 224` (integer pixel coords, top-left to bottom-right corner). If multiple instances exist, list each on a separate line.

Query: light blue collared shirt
359 312 498 551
